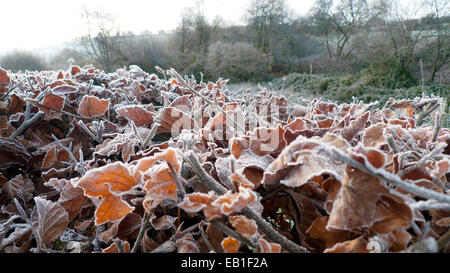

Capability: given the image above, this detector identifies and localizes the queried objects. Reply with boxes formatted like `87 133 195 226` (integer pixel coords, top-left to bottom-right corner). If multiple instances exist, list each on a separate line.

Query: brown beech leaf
327 145 412 234
262 134 349 188
362 123 387 148
213 186 259 215
176 234 200 253
98 223 119 243
140 229 159 253
340 111 370 143
76 162 138 225
324 236 369 253
136 148 182 211
306 216 351 248
116 105 155 127
44 178 84 222
0 137 31 168
39 93 65 119
78 95 109 118
116 213 142 241
229 215 259 239
150 214 177 230
0 68 10 93
257 238 281 253
157 107 195 135
41 146 57 170
52 85 78 95
178 191 222 221
102 240 131 253
31 197 69 247
4 174 34 202
221 236 240 253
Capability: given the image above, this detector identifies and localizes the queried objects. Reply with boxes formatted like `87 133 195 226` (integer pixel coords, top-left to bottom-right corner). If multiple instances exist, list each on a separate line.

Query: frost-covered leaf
31 197 69 247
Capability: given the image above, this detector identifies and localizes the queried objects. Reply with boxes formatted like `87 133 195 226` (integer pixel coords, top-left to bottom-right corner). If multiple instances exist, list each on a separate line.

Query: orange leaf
103 240 131 253
76 162 137 225
221 236 240 253
0 68 10 93
257 238 281 253
116 105 155 127
78 95 109 118
229 215 258 239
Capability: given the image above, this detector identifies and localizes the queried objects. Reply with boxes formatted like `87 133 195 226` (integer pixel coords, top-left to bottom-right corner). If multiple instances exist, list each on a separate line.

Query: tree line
1 0 448 86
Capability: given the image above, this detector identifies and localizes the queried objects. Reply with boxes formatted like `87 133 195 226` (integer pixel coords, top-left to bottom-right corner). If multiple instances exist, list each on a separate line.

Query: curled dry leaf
324 236 369 253
136 148 182 211
178 191 222 221
0 137 31 168
31 197 69 247
4 174 34 202
229 215 259 240
115 105 155 127
102 240 131 253
262 133 349 188
176 234 200 253
0 68 10 93
76 162 138 225
44 178 84 222
221 236 240 253
150 214 177 231
327 145 413 234
78 95 110 118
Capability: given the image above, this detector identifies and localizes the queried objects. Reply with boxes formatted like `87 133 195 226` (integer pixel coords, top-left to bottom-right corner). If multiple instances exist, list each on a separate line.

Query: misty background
0 0 448 88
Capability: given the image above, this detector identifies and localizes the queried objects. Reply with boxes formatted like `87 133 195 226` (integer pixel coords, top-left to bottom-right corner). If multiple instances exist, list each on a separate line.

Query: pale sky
0 0 316 53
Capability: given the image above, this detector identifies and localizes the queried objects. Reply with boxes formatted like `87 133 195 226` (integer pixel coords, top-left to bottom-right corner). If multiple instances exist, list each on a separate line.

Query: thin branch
325 145 450 204
210 219 256 249
10 111 44 139
51 134 86 175
199 224 219 253
410 200 450 211
130 212 151 253
168 162 187 198
142 122 160 150
114 239 125 253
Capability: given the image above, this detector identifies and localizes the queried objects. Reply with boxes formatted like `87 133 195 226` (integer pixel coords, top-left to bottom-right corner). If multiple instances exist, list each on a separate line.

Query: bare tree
425 0 450 82
382 1 433 79
311 0 387 63
80 7 123 72
245 0 289 54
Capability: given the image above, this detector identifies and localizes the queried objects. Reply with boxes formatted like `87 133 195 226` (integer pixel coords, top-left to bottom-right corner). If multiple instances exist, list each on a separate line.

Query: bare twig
142 122 160 151
417 102 440 126
51 134 86 175
168 162 187 198
0 78 27 101
324 145 450 204
199 224 219 253
10 111 44 139
130 212 151 253
431 112 444 142
114 239 125 253
210 219 256 249
397 143 446 178
13 199 41 252
410 200 450 211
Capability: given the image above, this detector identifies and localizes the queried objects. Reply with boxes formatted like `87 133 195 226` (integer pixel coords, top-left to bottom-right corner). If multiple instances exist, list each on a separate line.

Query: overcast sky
0 0 316 52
